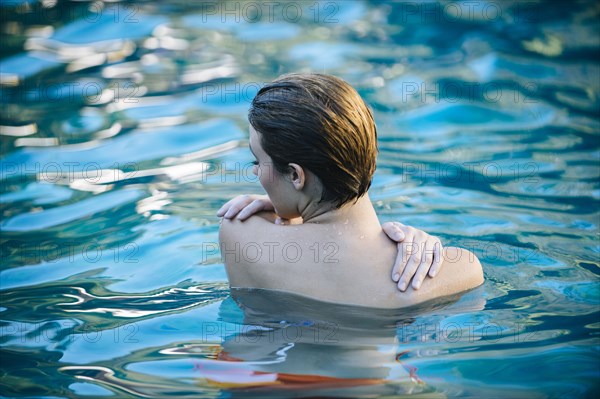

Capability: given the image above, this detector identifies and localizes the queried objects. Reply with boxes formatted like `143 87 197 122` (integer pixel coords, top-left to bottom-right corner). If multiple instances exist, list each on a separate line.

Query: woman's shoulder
219 211 330 267
219 211 300 243
220 210 343 242
400 247 484 305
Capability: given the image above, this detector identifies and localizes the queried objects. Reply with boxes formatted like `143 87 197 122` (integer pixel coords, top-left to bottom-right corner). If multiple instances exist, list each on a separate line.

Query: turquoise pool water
1 0 599 397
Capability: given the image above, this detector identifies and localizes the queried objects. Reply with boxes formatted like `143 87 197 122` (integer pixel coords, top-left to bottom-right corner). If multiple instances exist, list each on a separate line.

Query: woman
218 73 483 308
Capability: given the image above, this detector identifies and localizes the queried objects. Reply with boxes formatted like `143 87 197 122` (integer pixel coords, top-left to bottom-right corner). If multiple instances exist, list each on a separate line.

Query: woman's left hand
382 222 443 292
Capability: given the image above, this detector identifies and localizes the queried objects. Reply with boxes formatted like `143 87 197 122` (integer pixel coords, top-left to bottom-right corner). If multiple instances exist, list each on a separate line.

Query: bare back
219 212 484 309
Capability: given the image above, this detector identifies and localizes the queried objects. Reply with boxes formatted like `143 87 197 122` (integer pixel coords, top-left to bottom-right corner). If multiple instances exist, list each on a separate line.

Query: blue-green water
1 0 599 397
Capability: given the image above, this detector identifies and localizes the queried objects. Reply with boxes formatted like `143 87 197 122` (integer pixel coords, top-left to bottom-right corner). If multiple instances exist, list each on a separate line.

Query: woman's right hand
217 194 274 220
382 222 443 291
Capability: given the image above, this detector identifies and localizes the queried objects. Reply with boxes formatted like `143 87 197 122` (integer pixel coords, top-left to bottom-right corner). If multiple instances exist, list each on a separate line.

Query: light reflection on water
1 0 599 397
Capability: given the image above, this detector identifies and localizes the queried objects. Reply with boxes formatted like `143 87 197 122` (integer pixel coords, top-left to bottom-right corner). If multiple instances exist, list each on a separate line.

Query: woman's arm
217 194 444 291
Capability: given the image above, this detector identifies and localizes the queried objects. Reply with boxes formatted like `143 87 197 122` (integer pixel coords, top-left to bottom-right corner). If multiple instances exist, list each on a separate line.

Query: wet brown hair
248 73 378 208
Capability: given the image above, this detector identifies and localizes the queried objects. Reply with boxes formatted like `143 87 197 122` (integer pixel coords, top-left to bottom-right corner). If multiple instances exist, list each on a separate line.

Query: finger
221 195 254 218
217 198 236 216
237 199 266 220
382 222 405 242
398 242 421 291
412 244 434 290
391 245 406 283
429 239 443 277
391 233 413 282
223 199 250 218
223 206 241 219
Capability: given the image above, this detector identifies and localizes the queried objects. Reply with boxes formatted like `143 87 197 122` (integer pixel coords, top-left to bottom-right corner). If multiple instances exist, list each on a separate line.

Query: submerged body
220 196 483 309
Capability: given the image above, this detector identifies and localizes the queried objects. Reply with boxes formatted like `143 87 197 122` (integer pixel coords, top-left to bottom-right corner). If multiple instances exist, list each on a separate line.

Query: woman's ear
288 163 305 190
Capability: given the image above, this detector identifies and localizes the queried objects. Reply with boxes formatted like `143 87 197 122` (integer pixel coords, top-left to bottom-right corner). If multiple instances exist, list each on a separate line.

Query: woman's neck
301 194 380 228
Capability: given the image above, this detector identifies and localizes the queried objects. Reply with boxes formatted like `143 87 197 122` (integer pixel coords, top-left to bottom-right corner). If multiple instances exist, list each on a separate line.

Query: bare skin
218 127 484 309
220 198 483 309
219 194 444 291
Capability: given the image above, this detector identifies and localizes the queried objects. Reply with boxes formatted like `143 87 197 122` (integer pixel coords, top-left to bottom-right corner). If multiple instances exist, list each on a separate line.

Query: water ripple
1 0 598 397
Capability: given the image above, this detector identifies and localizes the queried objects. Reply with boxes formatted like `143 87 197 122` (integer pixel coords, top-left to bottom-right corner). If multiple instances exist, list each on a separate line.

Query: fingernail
224 210 233 218
393 273 399 281
413 281 421 289
430 269 437 277
399 282 406 291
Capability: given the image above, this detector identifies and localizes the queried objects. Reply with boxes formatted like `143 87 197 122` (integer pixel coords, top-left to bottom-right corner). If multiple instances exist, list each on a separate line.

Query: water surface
1 1 599 397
